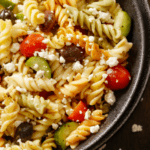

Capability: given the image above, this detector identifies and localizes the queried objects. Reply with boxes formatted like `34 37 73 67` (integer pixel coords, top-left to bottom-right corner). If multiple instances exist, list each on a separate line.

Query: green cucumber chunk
114 10 131 37
25 56 51 78
54 122 79 150
0 0 16 11
16 13 24 21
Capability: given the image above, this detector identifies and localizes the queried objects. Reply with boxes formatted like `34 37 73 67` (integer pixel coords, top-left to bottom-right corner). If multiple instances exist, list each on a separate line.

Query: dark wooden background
97 1 150 149
97 78 150 150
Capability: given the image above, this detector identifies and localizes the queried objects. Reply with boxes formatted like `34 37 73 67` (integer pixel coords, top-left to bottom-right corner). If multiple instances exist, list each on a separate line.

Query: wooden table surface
96 1 150 149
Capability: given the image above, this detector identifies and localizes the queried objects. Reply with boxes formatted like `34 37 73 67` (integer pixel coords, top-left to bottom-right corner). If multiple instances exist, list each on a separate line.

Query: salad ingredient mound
0 0 133 149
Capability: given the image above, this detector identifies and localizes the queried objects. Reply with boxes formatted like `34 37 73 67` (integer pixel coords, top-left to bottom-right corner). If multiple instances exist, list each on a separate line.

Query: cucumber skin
114 11 131 37
54 122 79 150
25 56 51 78
0 0 16 11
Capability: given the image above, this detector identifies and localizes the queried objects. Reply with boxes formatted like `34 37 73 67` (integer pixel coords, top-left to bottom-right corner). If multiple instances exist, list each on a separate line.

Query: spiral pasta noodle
12 22 28 39
41 133 57 150
0 19 12 65
44 0 69 26
65 5 122 43
4 73 56 92
66 110 107 149
23 0 45 27
1 97 20 132
12 53 31 75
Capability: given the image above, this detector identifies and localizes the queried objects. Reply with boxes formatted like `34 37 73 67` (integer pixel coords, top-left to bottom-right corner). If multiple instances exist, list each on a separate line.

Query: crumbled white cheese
58 122 62 125
102 74 108 79
66 34 73 41
90 125 100 133
72 61 83 72
132 124 143 132
34 64 39 69
3 62 16 73
107 68 113 74
98 11 114 23
104 90 116 105
52 123 59 130
89 36 95 42
10 43 20 53
79 110 82 114
35 70 45 78
42 39 49 44
62 98 67 104
17 5 23 11
15 19 21 23
76 35 80 39
100 54 106 65
27 30 34 34
89 8 98 15
106 57 119 67
18 37 23 42
60 56 66 63
66 42 72 46
16 86 27 93
84 109 91 120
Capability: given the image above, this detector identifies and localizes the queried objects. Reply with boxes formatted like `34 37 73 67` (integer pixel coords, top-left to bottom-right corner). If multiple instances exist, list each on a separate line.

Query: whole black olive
14 122 33 143
40 10 56 33
0 9 16 24
57 44 85 63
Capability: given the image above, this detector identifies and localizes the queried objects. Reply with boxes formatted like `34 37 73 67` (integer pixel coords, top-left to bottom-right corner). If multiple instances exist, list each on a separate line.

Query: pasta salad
0 0 133 149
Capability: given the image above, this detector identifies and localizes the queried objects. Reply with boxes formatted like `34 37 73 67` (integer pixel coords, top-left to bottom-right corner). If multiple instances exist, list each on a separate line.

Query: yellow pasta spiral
23 0 45 27
0 19 12 65
66 110 107 149
42 133 57 150
1 97 20 132
44 0 69 26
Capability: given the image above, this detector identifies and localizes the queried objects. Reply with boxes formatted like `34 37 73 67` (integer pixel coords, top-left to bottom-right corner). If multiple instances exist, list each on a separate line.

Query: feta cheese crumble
90 125 100 133
84 109 91 120
106 57 119 67
72 61 83 72
52 123 59 130
89 36 95 42
10 43 20 53
60 56 66 63
35 70 45 78
16 86 27 93
3 62 16 73
104 90 116 105
132 124 143 132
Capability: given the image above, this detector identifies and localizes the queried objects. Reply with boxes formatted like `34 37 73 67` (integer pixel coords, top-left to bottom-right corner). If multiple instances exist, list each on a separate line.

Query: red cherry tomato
20 34 47 57
105 64 131 90
68 101 87 122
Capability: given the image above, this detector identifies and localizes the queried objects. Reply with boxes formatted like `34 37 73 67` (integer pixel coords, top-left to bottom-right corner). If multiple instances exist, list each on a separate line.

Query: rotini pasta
0 19 12 65
4 73 56 92
66 110 107 149
23 0 45 27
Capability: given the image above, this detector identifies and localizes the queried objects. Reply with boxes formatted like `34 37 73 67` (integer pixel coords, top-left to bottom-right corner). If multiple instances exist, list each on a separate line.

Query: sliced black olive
0 9 16 24
14 122 33 143
40 10 56 33
57 44 85 63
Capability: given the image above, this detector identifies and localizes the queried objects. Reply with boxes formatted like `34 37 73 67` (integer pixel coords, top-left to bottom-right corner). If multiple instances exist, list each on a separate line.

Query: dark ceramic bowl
68 0 150 149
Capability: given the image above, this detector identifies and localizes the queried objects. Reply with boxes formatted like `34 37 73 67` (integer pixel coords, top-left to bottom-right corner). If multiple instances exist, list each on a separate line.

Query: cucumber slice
54 122 79 150
114 11 131 37
25 57 51 78
16 13 24 21
0 0 16 11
